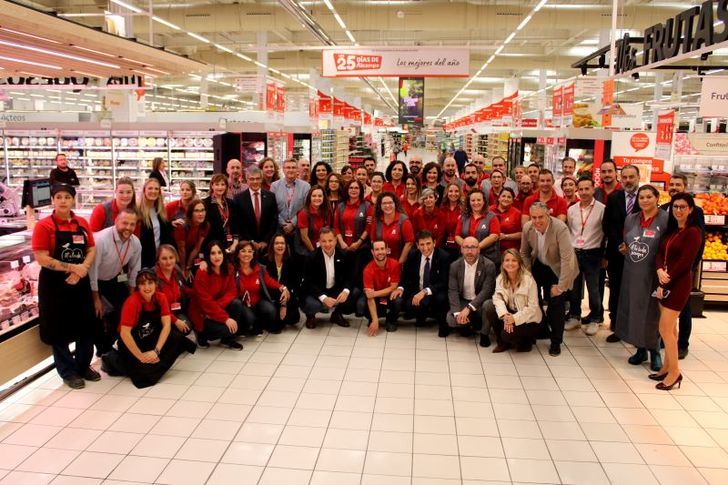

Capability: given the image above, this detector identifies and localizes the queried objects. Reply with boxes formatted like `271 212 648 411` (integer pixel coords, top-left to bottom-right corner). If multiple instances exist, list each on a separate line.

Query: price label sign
705 215 726 226
703 261 727 272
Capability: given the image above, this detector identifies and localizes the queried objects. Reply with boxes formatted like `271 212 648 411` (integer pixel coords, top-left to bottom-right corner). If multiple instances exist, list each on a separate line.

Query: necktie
253 191 261 227
626 192 635 214
423 257 431 290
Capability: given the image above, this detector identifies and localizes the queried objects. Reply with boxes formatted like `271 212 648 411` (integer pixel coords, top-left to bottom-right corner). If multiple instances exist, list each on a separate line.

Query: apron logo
139 322 154 339
61 247 83 262
628 239 649 263
391 229 397 235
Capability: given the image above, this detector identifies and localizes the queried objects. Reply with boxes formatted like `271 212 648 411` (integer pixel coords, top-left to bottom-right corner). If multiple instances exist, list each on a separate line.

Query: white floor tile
62 451 125 479
16 448 79 474
315 448 366 473
156 459 215 485
258 467 312 485
107 455 167 483
267 444 320 469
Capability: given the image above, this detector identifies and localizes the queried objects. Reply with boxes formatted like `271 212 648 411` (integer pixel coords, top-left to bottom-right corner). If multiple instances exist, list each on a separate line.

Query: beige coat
493 273 543 325
520 216 579 292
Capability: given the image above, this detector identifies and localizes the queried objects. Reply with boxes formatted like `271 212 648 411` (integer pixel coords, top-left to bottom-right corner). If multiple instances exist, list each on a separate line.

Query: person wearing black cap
101 268 196 388
31 183 97 389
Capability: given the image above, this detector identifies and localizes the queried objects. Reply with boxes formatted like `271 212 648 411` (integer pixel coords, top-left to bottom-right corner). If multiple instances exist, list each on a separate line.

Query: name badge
117 273 128 283
72 235 84 244
379 298 388 305
170 302 182 311
226 234 233 242
643 229 656 238
574 236 586 248
345 231 353 238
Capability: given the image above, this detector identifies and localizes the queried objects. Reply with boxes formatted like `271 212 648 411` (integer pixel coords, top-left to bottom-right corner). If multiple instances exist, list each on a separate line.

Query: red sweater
173 222 210 268
166 199 187 222
188 267 237 331
383 181 405 198
155 265 193 324
237 265 281 307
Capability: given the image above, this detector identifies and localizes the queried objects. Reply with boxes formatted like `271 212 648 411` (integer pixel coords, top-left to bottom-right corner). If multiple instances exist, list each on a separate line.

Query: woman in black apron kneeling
114 268 196 388
32 183 98 389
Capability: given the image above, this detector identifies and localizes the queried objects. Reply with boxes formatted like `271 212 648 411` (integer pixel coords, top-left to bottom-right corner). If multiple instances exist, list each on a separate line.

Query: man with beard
226 159 246 198
408 156 423 180
360 240 403 335
602 165 641 343
521 169 568 225
481 156 518 195
527 164 541 186
513 175 534 212
440 157 463 188
364 157 377 178
461 163 480 196
594 160 621 204
660 173 705 359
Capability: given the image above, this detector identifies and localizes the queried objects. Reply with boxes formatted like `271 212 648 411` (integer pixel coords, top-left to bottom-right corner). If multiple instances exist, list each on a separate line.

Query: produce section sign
699 76 728 118
322 47 469 77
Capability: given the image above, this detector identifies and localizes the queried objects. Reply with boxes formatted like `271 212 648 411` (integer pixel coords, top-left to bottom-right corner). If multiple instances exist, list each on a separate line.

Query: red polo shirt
440 203 462 247
399 197 420 219
363 257 401 291
513 191 531 212
367 216 414 260
412 207 445 246
334 201 373 246
383 181 405 198
32 211 95 253
119 291 171 332
237 265 281 307
522 191 568 218
297 208 331 247
491 205 522 252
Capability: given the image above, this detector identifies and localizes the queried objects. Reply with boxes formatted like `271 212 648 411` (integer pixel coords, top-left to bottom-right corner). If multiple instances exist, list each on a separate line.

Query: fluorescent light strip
0 27 61 44
152 16 181 31
187 32 210 44
73 45 116 58
0 55 61 69
0 39 121 69
110 0 143 13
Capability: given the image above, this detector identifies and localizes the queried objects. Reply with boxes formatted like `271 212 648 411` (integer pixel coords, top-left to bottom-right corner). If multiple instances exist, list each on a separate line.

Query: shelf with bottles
334 130 349 171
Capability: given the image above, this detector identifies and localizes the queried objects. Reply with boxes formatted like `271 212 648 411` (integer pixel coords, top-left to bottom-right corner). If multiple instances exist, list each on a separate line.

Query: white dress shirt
419 253 433 294
89 226 142 291
463 260 478 301
536 221 550 265
567 198 605 249
318 250 337 301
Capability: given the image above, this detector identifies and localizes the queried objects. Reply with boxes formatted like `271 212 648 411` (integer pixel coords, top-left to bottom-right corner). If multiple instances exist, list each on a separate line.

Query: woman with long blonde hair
485 249 543 353
139 177 174 267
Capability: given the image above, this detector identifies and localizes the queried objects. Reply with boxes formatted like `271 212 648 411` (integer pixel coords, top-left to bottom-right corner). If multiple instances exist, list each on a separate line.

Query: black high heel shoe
648 372 667 381
656 374 682 391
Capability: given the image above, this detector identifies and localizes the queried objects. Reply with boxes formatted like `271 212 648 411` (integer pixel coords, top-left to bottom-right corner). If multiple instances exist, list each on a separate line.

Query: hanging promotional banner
322 47 469 77
398 77 424 126
601 79 615 126
575 77 603 98
552 86 563 126
654 110 675 161
318 91 332 115
333 97 346 117
612 131 663 179
276 86 286 112
609 103 644 129
699 76 728 118
363 111 372 125
265 83 277 112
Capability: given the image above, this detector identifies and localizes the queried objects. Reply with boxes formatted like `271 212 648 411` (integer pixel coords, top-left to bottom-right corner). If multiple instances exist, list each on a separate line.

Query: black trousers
358 295 403 324
605 254 624 331
532 260 566 346
95 278 130 355
302 288 361 318
200 300 244 343
403 292 447 326
239 299 278 334
484 299 539 350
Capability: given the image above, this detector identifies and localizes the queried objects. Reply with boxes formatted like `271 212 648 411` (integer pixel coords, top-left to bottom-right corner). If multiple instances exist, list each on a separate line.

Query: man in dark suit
400 230 449 329
302 227 360 329
602 164 641 343
662 173 706 359
445 236 497 346
233 166 278 253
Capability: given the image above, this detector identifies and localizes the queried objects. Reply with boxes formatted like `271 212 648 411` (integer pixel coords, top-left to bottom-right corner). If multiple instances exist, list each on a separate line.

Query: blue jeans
569 249 604 322
53 333 95 379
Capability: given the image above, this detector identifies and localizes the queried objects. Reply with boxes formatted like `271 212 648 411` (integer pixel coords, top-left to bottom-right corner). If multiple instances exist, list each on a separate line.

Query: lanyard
113 235 131 275
216 199 229 227
286 182 296 211
579 201 595 236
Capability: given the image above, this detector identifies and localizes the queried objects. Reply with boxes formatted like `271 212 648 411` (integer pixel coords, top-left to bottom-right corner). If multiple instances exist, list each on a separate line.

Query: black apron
38 217 94 345
118 301 190 388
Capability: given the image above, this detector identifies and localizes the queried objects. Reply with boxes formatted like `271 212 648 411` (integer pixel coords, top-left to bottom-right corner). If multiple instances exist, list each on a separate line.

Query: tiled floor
2 309 728 484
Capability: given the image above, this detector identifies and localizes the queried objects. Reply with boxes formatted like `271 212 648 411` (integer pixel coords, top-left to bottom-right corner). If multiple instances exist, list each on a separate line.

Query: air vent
246 12 273 16
185 13 210 18
495 11 523 17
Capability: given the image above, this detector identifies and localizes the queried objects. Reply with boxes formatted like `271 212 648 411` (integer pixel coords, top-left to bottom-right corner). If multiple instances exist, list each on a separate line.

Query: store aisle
1 310 728 484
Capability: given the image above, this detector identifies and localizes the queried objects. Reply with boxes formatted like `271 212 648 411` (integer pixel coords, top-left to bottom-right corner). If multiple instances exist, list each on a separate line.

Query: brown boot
305 316 317 329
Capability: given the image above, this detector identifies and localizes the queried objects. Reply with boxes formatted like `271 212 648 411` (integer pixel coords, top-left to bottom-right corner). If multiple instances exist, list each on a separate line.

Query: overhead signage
575 77 603 98
655 110 675 161
0 75 146 90
699 76 728 117
322 47 469 77
612 131 664 176
614 0 728 74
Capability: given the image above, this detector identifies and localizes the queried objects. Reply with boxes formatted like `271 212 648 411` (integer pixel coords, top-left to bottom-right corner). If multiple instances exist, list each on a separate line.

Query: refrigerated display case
293 133 312 161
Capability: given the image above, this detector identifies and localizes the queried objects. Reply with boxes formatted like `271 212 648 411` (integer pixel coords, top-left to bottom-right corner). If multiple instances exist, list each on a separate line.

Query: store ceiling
4 0 723 119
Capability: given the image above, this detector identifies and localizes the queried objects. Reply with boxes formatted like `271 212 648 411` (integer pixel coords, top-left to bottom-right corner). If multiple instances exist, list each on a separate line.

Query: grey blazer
270 178 311 226
447 255 497 312
520 216 579 292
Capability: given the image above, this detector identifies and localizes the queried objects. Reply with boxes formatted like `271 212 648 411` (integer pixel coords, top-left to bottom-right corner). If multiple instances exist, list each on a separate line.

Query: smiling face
492 157 506 174
577 179 594 203
530 207 550 233
319 231 336 255
463 165 478 185
490 171 504 189
247 172 262 191
391 163 404 181
237 244 255 266
409 157 422 174
348 181 361 201
638 188 658 212
514 167 526 180
538 173 554 194
405 177 417 195
518 175 533 194
469 191 485 214
461 236 479 264
502 252 520 276
158 247 178 272
310 188 324 209
380 195 396 216
315 164 328 182
423 193 436 209
621 167 639 192
192 202 206 224
600 162 616 184
562 159 576 175
138 278 156 301
528 165 540 184
498 190 513 209
668 176 686 197
327 176 340 192
226 159 242 181
115 211 137 240
447 184 460 203
371 175 384 193
144 179 161 202
116 183 134 208
417 235 434 257
273 236 287 256
425 166 439 184
209 244 225 269
355 168 368 184
671 198 693 224
179 182 194 202
283 160 298 181
443 159 457 177
262 160 276 179
341 167 353 183
372 240 388 261
212 180 227 197
561 178 576 197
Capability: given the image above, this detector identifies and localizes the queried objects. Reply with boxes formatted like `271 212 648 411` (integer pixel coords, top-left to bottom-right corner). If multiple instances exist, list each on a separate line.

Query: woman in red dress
491 187 522 254
653 193 702 390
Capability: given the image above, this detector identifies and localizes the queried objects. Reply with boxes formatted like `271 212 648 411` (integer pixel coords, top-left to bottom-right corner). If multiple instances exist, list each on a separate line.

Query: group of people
34 151 703 393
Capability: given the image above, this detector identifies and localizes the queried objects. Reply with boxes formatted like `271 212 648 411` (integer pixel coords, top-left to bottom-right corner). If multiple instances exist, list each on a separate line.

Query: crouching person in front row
445 236 496 347
359 240 403 335
484 249 543 353
102 268 196 388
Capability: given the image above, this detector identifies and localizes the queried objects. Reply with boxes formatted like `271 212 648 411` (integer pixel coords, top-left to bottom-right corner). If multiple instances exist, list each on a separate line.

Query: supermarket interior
1 0 728 484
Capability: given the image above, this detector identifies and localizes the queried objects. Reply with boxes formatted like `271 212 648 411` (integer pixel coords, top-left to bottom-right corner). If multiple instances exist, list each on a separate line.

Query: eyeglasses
193 208 206 213
672 205 690 211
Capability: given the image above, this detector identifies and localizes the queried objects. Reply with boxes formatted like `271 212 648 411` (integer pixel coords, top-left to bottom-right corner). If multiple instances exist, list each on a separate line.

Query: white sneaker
584 323 599 336
564 318 581 331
